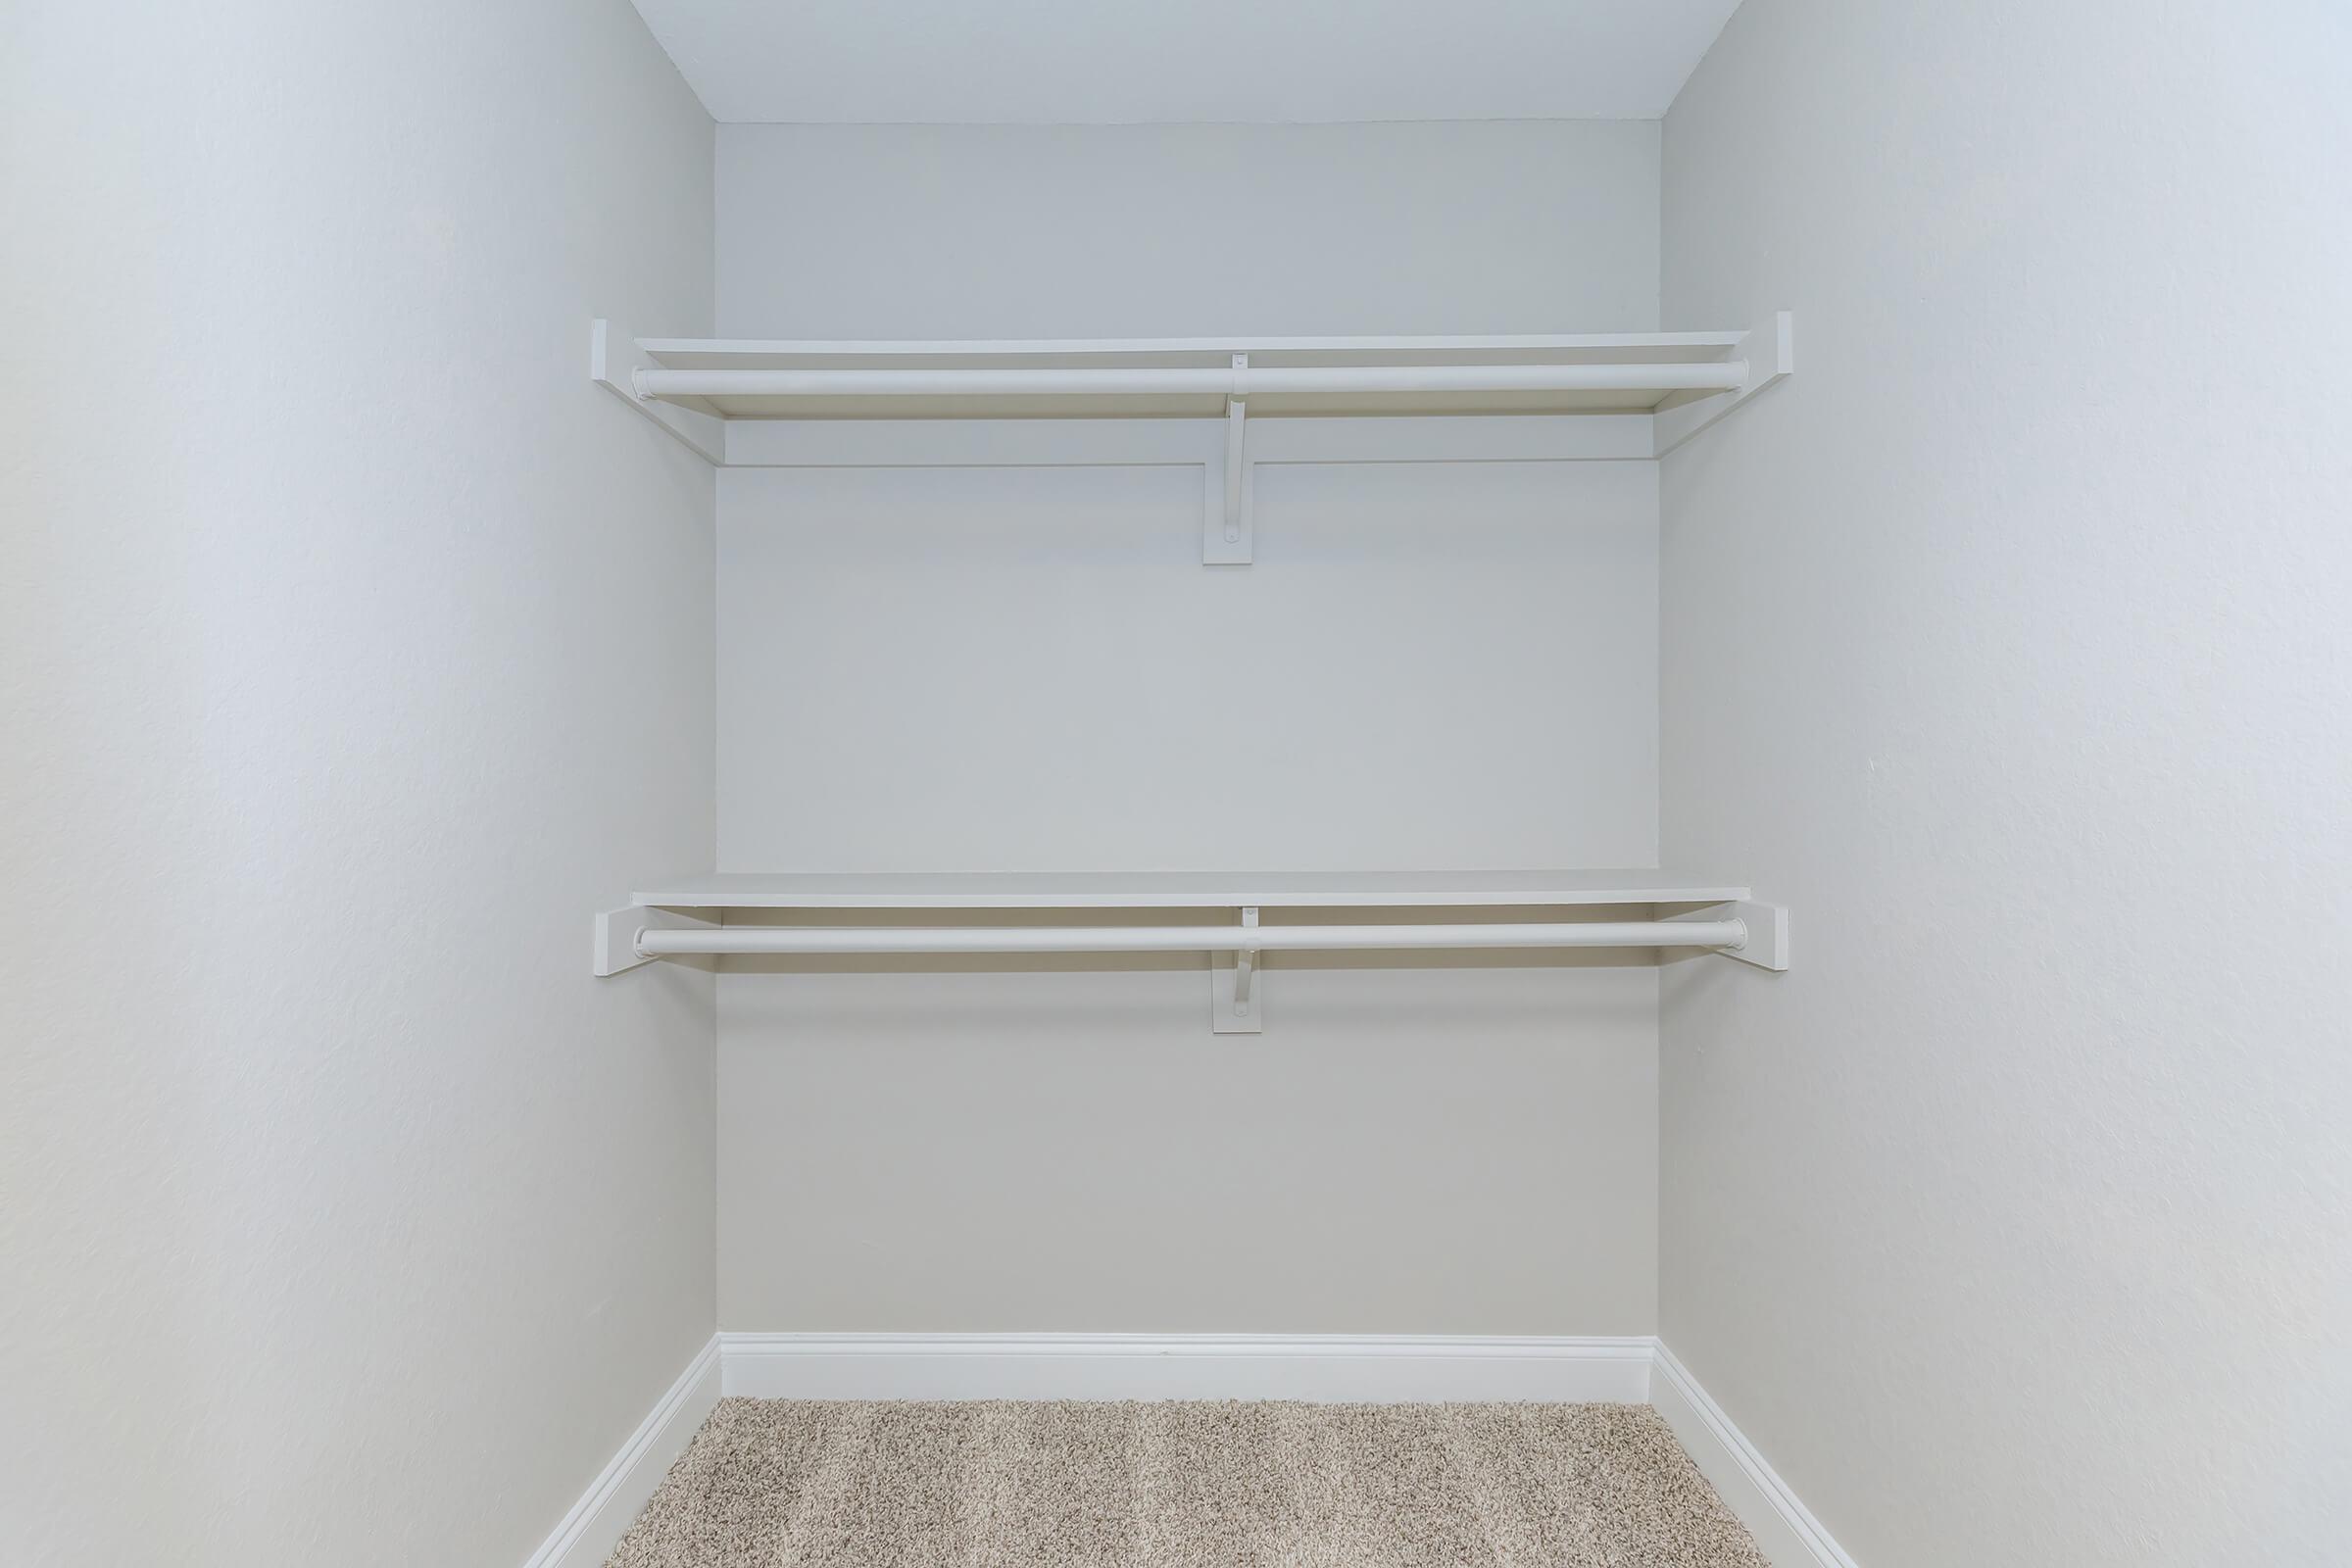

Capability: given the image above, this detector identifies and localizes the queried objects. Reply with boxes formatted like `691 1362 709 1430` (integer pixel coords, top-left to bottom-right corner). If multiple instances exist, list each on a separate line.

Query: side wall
0 4 717 1564
712 122 1667 1334
1658 3 2352 1566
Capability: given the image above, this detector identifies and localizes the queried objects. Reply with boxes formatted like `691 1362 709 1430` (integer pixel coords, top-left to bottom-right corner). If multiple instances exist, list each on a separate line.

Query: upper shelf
599 869 1791 999
632 869 1753 909
588 314 1794 467
625 330 1758 419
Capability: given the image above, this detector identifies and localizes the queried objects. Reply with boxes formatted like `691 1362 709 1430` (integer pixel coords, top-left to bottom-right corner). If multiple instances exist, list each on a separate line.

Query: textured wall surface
712 122 1668 1335
0 4 717 1563
717 121 1659 338
713 459 1663 1332
1657 3 2352 1565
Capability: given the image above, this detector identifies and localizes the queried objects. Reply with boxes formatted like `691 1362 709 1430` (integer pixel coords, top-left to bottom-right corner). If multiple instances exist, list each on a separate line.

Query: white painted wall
713 122 1668 1333
1657 3 2352 1566
0 4 716 1565
713 456 1662 1332
649 0 1740 124
717 121 1659 338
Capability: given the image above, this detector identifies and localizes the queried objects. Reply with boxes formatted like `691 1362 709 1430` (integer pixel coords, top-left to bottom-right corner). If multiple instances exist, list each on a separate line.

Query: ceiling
628 0 1745 124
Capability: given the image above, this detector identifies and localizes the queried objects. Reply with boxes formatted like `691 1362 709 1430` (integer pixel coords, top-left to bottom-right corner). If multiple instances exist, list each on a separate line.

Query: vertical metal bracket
1210 906 1264 1033
1204 354 1254 564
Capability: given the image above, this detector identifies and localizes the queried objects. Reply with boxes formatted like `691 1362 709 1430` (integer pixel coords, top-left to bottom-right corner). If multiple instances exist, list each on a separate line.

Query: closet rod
634 919 1749 958
631 361 1749 402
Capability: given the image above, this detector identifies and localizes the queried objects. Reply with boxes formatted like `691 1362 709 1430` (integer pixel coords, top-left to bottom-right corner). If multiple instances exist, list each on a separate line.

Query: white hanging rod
630 361 1749 404
633 918 1750 958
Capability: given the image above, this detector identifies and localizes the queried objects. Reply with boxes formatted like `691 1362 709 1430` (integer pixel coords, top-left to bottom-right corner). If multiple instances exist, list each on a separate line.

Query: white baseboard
1651 1343 1859 1568
521 1335 720 1568
718 1332 1655 1403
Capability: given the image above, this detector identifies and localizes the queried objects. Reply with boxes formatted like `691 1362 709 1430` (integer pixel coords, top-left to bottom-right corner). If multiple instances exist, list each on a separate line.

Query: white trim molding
520 1335 720 1568
1651 1343 1860 1568
718 1332 1655 1403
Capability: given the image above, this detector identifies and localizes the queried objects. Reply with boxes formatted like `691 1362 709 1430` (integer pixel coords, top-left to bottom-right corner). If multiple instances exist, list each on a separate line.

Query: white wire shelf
621 329 1758 419
628 869 1754 909
594 870 1790 1031
587 314 1795 488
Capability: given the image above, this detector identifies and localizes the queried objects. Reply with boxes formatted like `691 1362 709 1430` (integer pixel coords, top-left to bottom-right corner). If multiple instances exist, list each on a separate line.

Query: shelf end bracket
591 318 726 466
1652 310 1794 458
1670 899 1790 971
594 903 719 977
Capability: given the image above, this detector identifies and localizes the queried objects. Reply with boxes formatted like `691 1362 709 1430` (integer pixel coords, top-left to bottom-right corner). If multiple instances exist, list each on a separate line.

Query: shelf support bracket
1669 899 1790 971
1211 906 1264 1033
1205 354 1254 564
1652 310 1794 458
594 903 719 976
590 318 726 466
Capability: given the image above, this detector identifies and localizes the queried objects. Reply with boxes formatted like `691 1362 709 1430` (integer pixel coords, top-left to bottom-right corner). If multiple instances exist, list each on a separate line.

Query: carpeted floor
607 1397 1771 1567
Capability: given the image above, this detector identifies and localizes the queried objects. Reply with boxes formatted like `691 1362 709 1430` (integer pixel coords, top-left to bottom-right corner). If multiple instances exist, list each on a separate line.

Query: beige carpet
608 1397 1770 1567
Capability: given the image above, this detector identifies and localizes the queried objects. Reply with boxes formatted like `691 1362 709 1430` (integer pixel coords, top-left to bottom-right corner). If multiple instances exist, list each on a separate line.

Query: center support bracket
1210 906 1264 1033
1204 354 1255 564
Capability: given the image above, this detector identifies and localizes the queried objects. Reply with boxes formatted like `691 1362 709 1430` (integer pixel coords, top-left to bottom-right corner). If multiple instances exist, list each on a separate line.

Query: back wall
711 121 1669 1333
